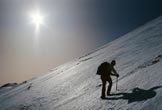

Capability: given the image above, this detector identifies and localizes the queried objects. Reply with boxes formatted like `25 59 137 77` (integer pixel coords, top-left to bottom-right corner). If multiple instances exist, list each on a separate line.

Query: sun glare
32 13 43 25
30 10 45 33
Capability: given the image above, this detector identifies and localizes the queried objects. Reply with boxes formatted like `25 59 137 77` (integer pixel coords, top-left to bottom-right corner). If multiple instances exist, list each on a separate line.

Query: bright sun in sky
30 9 45 33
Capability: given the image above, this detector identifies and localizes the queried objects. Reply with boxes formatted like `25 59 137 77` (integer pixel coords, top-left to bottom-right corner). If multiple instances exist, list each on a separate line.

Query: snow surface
1 15 162 110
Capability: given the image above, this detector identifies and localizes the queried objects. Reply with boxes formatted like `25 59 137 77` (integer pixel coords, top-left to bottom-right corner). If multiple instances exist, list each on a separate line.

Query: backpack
96 62 110 75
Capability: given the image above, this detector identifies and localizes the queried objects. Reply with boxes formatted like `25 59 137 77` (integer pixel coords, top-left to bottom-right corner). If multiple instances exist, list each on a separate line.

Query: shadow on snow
105 86 162 104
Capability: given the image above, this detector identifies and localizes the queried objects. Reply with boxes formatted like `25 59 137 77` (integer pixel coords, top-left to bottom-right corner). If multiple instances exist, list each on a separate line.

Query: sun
31 12 43 25
30 9 45 33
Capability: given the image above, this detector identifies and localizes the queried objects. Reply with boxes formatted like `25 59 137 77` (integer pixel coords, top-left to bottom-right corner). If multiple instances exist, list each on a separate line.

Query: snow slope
1 15 162 110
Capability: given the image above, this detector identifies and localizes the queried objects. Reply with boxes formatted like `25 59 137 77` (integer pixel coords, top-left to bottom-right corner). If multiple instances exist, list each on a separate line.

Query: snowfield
1 15 162 110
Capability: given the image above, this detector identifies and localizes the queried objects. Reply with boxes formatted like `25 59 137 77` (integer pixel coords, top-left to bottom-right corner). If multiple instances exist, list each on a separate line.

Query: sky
0 0 162 85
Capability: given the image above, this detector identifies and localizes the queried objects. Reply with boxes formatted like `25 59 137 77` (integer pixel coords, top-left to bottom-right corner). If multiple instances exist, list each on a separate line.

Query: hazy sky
0 0 162 85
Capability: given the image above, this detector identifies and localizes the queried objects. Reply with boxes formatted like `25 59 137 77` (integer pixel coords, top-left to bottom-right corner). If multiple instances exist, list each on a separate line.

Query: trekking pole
116 77 118 91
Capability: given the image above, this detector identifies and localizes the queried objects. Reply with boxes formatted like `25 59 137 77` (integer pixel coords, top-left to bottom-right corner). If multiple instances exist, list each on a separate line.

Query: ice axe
116 77 118 91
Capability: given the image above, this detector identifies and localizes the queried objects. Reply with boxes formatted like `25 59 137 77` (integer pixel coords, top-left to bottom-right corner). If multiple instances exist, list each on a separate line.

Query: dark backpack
96 62 110 75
